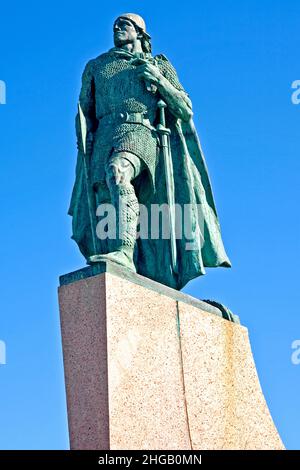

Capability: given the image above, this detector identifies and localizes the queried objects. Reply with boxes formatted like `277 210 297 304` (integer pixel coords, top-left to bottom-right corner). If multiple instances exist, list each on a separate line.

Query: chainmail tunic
78 48 185 187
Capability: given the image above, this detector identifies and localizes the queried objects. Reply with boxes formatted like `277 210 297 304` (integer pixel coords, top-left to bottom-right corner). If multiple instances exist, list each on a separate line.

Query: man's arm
156 74 193 121
137 55 193 122
77 60 98 154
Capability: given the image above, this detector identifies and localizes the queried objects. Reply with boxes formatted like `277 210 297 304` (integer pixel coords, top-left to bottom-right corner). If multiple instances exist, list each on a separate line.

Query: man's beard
114 37 132 48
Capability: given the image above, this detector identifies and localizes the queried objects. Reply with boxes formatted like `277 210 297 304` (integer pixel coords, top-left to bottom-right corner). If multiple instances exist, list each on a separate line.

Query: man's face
113 18 139 47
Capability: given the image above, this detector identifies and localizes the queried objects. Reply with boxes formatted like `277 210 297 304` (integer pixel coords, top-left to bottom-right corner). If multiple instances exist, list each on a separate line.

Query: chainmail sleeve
155 54 193 119
155 54 185 91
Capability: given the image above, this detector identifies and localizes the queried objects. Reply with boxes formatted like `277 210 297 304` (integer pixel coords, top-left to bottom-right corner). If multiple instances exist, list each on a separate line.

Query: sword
78 103 98 256
156 100 178 274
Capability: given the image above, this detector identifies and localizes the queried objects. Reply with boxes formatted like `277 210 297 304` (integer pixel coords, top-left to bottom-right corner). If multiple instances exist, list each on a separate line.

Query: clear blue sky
0 0 299 450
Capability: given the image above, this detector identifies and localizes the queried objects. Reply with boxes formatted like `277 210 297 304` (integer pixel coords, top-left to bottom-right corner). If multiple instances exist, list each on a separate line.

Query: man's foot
87 250 136 272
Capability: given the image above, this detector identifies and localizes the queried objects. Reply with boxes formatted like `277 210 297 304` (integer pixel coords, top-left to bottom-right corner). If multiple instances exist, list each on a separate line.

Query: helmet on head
116 13 151 39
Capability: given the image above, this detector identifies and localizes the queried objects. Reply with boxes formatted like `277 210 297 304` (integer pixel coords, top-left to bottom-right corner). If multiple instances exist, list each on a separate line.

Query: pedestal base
58 264 284 450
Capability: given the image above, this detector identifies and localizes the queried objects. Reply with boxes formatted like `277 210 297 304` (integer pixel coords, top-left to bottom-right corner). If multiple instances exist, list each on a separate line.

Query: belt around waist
99 111 156 131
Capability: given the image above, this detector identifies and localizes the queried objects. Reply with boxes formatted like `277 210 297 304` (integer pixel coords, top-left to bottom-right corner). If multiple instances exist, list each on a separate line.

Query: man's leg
88 152 142 271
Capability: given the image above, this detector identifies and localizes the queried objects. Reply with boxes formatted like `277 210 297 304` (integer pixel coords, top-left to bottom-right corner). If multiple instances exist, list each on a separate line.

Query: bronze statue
69 13 231 289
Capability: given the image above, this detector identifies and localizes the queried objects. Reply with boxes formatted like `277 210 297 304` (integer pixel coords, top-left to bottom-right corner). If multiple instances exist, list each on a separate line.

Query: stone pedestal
58 264 284 450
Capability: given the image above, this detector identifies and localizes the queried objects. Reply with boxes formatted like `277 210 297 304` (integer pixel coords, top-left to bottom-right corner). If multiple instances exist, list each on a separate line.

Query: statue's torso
86 51 161 185
93 52 159 121
79 50 185 186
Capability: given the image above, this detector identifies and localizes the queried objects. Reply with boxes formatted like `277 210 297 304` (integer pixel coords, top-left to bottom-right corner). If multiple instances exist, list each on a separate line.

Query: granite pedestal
58 263 284 450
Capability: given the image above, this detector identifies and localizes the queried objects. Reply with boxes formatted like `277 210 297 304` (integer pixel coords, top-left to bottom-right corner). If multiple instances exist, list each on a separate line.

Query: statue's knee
105 162 118 184
105 153 135 188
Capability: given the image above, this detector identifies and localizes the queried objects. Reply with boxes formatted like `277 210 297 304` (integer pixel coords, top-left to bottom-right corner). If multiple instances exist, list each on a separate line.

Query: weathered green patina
69 13 231 290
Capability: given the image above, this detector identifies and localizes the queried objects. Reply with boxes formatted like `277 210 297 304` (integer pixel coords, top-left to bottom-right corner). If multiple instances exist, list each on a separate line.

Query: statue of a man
69 13 231 289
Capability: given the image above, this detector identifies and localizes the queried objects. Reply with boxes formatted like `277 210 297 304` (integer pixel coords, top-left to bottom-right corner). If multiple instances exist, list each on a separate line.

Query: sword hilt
157 100 171 137
157 99 167 127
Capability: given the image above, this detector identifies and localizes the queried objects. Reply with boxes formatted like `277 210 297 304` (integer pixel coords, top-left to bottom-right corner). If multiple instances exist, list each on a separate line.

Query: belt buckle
124 112 131 123
118 112 128 123
123 112 144 124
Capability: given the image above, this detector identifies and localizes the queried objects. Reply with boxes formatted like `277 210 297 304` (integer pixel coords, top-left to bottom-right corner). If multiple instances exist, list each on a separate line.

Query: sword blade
78 103 87 155
157 100 178 274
